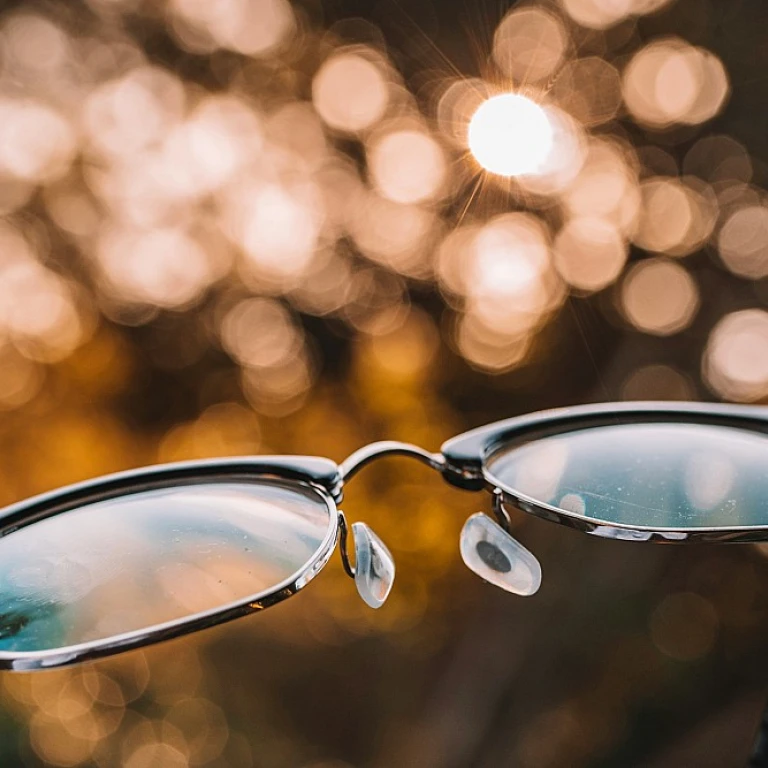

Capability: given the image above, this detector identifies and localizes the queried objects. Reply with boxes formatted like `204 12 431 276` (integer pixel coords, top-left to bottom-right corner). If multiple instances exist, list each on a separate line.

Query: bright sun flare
468 93 554 177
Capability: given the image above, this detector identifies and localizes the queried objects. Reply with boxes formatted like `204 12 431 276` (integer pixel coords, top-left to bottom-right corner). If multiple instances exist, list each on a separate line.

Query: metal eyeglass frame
3 400 768 764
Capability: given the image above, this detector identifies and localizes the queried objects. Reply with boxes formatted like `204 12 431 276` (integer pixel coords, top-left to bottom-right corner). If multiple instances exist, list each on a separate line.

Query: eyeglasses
1 400 768 673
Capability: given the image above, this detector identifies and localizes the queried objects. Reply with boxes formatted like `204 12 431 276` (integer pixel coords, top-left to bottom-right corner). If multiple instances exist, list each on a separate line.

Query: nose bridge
336 441 445 609
338 441 446 484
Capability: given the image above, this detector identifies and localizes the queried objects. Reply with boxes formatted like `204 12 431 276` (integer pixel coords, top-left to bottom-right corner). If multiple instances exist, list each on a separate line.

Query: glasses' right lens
0 479 333 657
485 420 768 531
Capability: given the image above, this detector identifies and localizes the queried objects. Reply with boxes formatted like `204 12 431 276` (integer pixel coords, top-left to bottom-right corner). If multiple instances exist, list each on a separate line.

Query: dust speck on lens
0 611 30 639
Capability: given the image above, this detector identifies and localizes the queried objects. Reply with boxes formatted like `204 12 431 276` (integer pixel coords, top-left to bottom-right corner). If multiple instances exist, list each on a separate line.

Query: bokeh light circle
468 93 554 177
313 51 389 134
704 309 768 402
492 8 568 84
623 39 729 128
717 206 768 278
621 259 699 335
367 128 446 205
554 217 627 292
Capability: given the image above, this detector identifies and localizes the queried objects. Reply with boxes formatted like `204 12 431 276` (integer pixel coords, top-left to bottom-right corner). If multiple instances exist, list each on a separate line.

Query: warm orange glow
165 698 229 764
159 403 262 463
368 307 439 379
0 0 750 397
0 0 763 761
341 268 409 335
241 355 314 415
0 345 43 408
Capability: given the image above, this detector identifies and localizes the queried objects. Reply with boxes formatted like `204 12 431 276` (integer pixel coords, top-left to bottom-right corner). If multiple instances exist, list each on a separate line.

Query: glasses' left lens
0 480 332 656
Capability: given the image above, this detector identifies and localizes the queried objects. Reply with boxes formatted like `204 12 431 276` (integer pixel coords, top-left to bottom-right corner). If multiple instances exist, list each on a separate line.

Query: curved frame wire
4 400 768 669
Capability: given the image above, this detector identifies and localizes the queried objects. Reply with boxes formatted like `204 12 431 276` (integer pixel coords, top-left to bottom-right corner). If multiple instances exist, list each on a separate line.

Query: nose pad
460 513 542 596
352 522 395 609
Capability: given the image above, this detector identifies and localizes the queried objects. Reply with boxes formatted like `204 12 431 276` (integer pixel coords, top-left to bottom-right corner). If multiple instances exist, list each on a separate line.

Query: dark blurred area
1 0 768 765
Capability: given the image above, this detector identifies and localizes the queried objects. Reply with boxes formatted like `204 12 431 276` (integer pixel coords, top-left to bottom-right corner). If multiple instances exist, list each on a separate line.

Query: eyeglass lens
0 480 330 654
485 421 768 531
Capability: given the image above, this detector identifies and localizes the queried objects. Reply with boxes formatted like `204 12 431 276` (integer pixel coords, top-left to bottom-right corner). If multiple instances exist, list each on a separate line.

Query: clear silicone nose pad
352 522 395 609
460 513 542 596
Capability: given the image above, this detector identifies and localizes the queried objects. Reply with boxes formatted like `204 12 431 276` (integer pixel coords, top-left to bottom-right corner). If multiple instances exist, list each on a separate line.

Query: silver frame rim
485 468 768 542
480 410 768 543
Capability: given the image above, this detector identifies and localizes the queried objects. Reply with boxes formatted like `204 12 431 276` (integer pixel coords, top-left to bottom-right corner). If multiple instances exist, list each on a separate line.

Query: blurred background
0 0 768 764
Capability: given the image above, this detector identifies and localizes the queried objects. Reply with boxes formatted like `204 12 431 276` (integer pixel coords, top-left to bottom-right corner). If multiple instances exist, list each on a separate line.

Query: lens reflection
486 422 768 529
0 480 331 654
